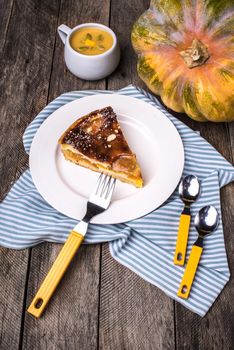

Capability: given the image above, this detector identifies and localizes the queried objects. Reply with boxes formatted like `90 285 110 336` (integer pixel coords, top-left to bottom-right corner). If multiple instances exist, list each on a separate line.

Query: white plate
29 94 184 224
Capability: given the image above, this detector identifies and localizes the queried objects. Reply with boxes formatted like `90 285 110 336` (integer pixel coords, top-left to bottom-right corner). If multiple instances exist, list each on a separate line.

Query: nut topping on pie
58 106 143 187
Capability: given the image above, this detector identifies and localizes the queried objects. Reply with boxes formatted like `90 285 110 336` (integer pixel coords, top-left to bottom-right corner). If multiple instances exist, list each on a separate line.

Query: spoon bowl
195 205 219 237
174 175 201 266
179 175 200 205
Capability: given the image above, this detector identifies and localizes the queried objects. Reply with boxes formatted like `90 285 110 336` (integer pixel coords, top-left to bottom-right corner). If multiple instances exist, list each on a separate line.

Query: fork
27 173 116 318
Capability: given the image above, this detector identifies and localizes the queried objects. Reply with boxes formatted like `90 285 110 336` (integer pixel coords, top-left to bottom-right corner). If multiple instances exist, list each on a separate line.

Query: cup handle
58 24 72 44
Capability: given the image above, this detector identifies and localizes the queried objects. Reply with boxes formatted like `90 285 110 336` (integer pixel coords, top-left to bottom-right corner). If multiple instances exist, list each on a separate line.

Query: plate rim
29 93 184 224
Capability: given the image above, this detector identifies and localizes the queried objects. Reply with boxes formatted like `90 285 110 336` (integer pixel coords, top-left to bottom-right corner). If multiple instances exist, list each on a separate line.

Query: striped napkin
0 85 233 316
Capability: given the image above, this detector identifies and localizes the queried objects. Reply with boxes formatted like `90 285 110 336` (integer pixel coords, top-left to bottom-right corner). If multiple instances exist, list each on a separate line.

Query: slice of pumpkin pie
58 106 143 187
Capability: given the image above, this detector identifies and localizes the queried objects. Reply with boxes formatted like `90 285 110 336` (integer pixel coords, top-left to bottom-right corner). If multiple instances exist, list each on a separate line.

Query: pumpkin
131 0 234 122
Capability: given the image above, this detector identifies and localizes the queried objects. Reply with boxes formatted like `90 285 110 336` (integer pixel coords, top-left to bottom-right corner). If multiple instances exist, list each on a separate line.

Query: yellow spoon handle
27 230 84 318
177 245 203 299
174 213 191 266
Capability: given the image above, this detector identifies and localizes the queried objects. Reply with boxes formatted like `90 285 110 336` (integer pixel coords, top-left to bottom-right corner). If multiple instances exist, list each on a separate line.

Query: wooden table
0 1 233 349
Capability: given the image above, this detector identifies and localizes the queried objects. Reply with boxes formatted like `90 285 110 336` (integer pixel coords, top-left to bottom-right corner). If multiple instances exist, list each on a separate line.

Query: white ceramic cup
58 23 120 80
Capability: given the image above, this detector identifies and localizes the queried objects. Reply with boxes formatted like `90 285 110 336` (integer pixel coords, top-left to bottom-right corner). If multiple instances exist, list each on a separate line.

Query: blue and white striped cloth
0 85 233 316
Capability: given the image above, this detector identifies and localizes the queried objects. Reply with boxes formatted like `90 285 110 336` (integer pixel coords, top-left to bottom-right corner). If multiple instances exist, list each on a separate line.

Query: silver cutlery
174 175 200 265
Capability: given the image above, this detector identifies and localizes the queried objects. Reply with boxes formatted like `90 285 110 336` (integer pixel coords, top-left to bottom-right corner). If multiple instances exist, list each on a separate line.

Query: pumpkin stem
180 39 209 68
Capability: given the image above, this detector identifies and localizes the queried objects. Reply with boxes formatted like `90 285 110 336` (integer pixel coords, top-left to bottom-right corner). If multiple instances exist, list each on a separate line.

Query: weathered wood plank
99 1 175 349
0 249 29 350
99 244 175 350
0 0 14 50
106 0 148 89
228 123 234 160
0 0 60 349
22 0 110 349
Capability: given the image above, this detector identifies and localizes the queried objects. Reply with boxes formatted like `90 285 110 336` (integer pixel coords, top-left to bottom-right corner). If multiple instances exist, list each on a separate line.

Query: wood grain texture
99 244 174 350
228 124 234 160
0 0 60 348
107 0 149 89
0 0 14 50
22 0 110 349
0 249 29 349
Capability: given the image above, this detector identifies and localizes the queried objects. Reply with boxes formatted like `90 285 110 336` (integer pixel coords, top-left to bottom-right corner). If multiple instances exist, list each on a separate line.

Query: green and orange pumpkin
131 0 234 122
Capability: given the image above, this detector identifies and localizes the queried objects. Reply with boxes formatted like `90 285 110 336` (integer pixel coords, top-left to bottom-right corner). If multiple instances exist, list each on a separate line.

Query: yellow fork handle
174 214 191 266
27 231 84 318
177 245 203 299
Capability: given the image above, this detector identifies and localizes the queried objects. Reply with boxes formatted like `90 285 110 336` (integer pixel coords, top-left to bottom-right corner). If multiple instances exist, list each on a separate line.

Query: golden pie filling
59 106 143 187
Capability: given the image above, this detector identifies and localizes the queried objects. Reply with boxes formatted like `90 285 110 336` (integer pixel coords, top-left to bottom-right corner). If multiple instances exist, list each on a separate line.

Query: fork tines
93 173 116 200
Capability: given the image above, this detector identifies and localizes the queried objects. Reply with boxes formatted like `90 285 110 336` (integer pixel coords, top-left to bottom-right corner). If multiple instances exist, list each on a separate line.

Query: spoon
177 206 219 299
174 175 200 266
